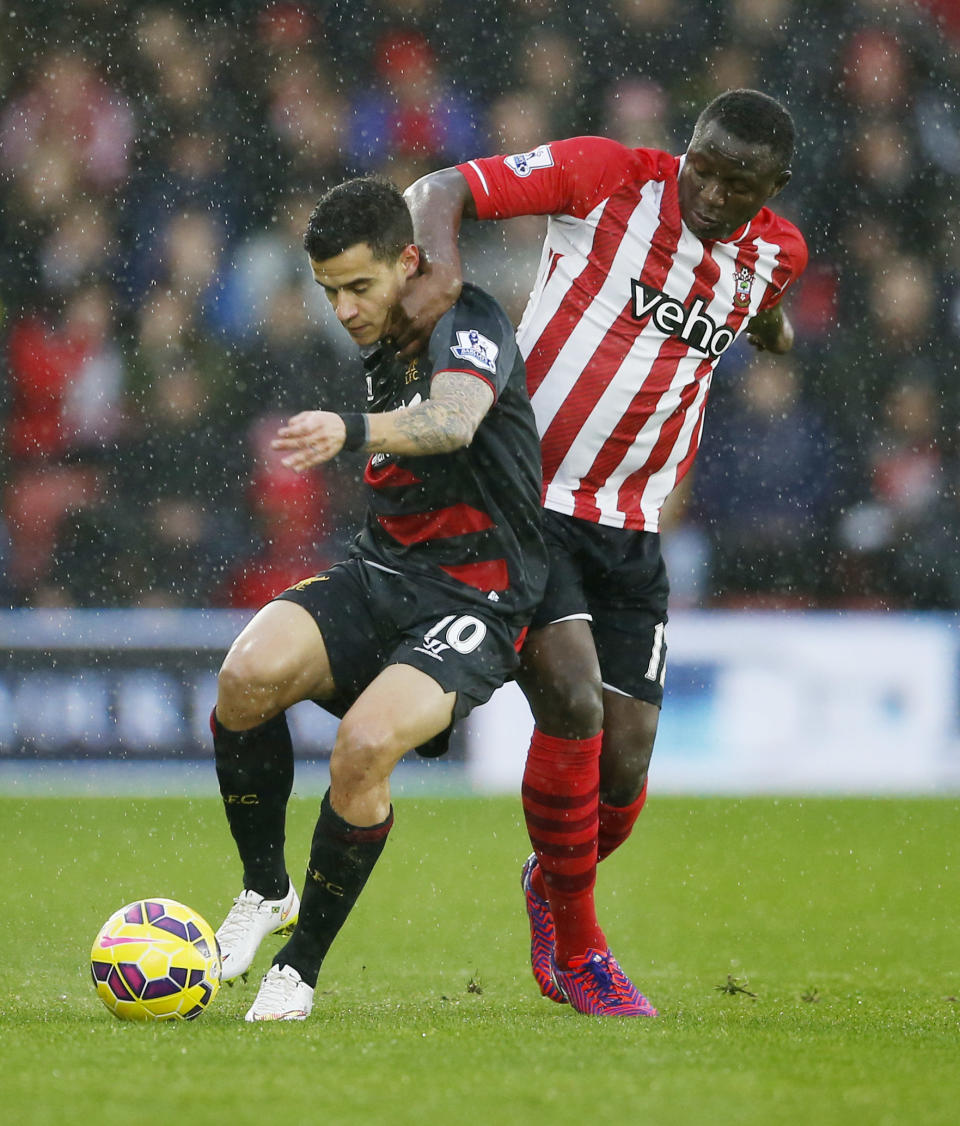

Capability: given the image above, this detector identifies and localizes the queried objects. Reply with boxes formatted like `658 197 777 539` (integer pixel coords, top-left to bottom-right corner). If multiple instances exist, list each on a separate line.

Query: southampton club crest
733 266 755 309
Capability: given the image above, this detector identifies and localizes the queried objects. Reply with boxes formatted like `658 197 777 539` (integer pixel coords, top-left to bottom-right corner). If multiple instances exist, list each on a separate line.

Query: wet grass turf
1 794 958 1125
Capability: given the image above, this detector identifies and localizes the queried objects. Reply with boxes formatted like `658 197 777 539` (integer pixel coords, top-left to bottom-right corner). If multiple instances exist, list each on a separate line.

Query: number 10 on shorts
414 614 488 662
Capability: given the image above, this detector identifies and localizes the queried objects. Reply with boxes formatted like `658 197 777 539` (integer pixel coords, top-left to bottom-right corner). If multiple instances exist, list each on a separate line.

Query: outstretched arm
745 303 795 353
392 168 478 358
271 371 495 470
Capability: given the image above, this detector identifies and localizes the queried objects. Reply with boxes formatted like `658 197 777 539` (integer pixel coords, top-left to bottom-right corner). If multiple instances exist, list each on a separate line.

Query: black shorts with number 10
276 558 525 726
530 509 670 707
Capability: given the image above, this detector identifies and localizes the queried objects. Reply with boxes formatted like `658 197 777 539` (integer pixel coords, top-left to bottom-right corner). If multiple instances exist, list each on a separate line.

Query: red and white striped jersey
457 136 808 531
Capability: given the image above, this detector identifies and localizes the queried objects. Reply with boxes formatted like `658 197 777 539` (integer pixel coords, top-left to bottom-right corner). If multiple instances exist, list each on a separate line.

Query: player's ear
399 243 420 278
769 168 792 199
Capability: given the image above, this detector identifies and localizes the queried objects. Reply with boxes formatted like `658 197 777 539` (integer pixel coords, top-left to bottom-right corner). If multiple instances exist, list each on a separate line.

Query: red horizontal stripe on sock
524 809 598 837
541 869 596 897
527 837 598 861
597 783 648 860
522 781 598 809
326 811 395 845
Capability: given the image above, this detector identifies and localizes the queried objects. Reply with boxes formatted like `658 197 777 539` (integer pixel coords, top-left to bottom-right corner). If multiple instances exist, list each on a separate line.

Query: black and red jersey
351 283 548 624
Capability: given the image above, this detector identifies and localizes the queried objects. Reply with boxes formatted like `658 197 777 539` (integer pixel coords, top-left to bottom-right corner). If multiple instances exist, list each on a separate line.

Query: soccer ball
90 898 221 1021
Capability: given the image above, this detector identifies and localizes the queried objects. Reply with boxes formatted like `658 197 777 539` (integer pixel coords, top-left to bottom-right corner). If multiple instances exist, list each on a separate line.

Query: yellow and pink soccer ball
90 898 221 1021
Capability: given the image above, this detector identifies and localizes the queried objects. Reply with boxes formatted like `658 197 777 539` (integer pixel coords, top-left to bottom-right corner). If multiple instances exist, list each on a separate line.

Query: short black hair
303 176 414 264
695 89 795 171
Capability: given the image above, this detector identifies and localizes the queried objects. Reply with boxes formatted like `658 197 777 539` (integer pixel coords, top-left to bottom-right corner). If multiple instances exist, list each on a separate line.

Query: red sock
597 780 648 861
521 727 605 967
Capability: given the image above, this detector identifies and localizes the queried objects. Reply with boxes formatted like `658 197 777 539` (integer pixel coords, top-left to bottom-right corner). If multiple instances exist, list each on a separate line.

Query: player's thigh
391 598 525 731
273 561 393 709
219 599 337 706
585 532 667 795
587 530 668 705
521 511 605 734
337 662 457 773
591 612 667 704
599 689 660 803
517 617 604 737
590 600 666 801
528 509 594 633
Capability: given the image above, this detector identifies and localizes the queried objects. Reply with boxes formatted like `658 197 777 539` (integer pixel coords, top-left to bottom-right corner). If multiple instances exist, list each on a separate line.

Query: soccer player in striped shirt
401 89 808 1017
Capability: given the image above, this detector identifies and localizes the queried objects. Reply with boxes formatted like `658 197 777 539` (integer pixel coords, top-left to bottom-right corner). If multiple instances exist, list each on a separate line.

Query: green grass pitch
1 792 958 1125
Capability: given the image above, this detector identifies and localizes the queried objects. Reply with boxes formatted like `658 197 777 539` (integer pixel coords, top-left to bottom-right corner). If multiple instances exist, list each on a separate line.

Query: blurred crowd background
1 0 958 612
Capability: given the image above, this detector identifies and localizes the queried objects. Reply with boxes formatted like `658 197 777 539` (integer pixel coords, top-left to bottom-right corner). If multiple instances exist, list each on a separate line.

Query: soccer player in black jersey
211 176 546 1021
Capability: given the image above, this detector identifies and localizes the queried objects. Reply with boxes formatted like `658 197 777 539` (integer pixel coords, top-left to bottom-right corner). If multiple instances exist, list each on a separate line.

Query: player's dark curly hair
303 176 414 263
696 89 795 171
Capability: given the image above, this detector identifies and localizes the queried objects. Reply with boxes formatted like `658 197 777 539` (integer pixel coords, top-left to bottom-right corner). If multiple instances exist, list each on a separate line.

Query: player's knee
329 719 397 795
526 674 604 738
600 764 650 807
565 678 604 733
599 726 657 806
216 646 289 728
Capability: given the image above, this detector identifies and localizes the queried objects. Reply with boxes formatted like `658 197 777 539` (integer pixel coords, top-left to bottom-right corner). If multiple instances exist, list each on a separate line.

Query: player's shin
212 709 294 899
597 780 648 861
521 728 605 967
273 789 394 987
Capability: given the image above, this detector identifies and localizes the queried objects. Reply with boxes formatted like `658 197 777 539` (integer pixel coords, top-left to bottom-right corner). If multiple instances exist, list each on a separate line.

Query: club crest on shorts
451 329 498 374
504 145 554 178
733 266 755 309
289 575 328 590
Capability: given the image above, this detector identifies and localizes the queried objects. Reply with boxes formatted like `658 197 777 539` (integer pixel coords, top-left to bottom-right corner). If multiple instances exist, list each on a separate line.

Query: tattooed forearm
369 399 465 454
366 372 494 456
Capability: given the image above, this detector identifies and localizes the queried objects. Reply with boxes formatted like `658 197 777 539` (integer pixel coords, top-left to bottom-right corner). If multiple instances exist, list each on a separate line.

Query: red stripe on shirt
376 502 494 545
758 224 808 310
545 250 563 286
665 242 763 495
437 557 509 592
576 233 727 524
538 177 682 495
525 181 648 399
365 460 422 489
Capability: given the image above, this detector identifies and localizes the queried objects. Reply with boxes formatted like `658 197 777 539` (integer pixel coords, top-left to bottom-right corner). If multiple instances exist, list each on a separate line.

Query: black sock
212 709 294 900
274 789 393 988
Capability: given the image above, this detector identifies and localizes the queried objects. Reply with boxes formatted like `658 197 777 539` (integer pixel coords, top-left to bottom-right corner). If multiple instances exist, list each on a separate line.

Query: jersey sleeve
457 137 666 222
756 219 810 312
426 285 519 402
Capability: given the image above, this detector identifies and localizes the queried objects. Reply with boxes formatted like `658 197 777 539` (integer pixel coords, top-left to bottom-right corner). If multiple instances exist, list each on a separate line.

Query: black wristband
340 412 368 452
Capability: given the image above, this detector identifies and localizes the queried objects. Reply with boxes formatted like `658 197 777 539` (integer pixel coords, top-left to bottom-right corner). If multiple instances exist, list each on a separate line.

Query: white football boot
216 884 300 982
245 964 314 1022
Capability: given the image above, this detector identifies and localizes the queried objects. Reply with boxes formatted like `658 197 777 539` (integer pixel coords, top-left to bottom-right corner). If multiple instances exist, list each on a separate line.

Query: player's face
311 241 419 347
677 120 791 242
